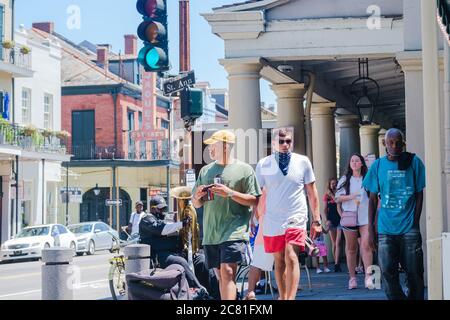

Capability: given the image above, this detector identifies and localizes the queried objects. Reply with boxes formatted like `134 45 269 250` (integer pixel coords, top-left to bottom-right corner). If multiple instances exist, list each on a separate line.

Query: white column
336 115 361 176
378 128 387 158
311 103 338 263
271 84 307 154
360 124 381 158
221 58 263 164
421 0 444 300
444 39 450 232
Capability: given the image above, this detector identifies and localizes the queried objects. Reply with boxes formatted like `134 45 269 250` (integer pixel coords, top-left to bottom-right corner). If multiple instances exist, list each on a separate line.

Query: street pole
167 106 172 213
65 162 69 226
420 0 444 300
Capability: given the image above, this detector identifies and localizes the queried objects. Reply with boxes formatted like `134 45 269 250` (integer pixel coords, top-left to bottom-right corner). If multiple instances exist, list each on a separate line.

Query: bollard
41 247 74 300
124 244 151 299
124 244 151 274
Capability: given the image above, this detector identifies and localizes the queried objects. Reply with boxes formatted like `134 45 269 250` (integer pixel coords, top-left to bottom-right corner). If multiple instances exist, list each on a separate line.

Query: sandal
348 277 358 290
243 291 257 300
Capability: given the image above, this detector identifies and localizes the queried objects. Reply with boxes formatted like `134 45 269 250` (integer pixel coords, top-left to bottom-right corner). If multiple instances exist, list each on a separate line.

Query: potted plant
20 45 31 54
2 40 15 49
42 128 54 138
0 118 11 144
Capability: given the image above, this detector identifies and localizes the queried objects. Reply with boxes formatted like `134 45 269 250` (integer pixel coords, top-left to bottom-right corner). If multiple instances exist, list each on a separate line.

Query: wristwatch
227 190 234 198
311 220 322 226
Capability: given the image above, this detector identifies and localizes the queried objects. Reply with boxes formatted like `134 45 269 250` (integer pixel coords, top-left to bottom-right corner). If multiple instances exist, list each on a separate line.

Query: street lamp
93 184 100 221
350 58 379 125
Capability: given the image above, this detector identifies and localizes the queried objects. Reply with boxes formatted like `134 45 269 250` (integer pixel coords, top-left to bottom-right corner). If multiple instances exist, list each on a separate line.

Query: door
98 223 111 249
93 223 106 249
72 110 95 159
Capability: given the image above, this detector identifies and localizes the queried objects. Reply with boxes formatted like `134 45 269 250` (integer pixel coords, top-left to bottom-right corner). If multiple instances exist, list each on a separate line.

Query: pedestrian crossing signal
136 0 169 72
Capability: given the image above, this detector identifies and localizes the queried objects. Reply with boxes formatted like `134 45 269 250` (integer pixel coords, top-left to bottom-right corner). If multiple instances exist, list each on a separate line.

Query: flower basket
56 130 71 140
20 46 31 55
23 125 37 137
2 40 15 49
42 129 54 138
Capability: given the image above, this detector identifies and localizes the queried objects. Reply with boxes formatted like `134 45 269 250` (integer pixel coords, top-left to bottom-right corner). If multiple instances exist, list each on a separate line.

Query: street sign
105 199 122 206
163 71 195 95
131 129 166 141
60 187 82 203
186 169 196 188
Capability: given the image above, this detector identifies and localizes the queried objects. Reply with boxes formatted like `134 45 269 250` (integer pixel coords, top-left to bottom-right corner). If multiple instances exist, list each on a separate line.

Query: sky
15 0 276 107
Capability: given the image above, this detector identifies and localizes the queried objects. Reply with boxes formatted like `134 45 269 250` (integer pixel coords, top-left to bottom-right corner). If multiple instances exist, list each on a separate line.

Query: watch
227 190 235 198
311 220 322 226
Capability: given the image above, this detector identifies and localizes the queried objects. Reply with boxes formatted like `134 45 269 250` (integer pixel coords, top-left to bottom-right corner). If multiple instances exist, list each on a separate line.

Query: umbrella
2 92 9 120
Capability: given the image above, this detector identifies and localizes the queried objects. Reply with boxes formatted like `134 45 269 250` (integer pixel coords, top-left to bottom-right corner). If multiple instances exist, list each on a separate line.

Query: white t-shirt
255 153 316 237
129 212 144 235
336 176 369 226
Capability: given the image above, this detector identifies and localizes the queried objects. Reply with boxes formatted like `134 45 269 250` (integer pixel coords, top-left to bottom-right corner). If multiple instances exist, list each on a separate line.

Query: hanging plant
20 45 31 54
42 129 54 138
56 130 71 139
23 125 37 137
2 40 15 49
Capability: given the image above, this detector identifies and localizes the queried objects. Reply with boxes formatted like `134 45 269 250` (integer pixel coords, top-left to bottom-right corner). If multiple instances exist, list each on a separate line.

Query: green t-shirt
193 160 261 245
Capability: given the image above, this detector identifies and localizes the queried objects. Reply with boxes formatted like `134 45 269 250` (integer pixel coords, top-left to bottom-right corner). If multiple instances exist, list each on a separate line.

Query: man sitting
139 196 219 299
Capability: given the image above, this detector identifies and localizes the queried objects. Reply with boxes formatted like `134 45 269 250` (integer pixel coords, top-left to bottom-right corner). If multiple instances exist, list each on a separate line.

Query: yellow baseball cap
203 130 236 145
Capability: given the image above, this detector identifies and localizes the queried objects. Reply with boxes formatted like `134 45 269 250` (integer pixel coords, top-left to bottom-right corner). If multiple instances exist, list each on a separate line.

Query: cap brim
203 138 217 145
156 204 167 209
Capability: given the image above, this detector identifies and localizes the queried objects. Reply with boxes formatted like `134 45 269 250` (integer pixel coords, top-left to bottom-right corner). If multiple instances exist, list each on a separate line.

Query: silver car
68 222 119 256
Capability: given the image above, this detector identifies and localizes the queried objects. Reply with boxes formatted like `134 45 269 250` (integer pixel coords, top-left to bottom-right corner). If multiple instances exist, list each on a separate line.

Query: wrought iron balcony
0 123 67 155
0 44 33 75
66 142 171 161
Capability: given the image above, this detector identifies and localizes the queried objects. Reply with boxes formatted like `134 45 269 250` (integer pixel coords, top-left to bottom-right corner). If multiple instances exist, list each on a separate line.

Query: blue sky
15 0 276 107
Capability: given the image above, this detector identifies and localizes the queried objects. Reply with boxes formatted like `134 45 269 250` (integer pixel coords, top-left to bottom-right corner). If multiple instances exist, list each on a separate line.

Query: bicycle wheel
108 262 126 300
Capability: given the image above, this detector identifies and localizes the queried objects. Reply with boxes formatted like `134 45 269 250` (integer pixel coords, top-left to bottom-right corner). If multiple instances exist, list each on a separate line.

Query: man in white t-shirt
124 201 146 236
255 128 322 300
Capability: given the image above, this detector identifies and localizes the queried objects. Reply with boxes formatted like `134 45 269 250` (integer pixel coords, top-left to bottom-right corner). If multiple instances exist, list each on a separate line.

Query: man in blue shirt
363 128 425 300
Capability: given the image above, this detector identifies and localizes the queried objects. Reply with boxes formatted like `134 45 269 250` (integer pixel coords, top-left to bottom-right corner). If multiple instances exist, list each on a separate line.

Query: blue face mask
275 151 291 176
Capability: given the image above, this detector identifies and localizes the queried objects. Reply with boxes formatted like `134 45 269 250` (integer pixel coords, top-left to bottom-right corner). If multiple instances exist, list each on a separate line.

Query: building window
21 88 32 124
44 93 53 129
161 119 169 129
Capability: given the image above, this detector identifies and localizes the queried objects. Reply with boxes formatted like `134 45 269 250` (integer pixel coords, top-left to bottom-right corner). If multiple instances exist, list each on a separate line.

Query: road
0 251 116 300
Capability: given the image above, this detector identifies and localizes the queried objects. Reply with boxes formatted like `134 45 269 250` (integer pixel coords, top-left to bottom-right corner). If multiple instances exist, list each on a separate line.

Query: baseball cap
135 201 144 206
203 130 235 145
150 196 167 209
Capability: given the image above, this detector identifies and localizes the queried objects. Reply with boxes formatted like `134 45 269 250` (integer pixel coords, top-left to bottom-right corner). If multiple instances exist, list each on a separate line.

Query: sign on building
185 169 196 188
60 187 82 203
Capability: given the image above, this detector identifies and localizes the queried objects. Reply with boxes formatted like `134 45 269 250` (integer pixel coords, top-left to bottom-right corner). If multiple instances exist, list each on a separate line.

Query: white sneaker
316 268 323 274
324 267 331 273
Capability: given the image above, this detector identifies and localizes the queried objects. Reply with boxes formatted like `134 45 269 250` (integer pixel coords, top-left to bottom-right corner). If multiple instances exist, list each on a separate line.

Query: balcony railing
0 124 67 155
0 45 32 70
66 143 171 161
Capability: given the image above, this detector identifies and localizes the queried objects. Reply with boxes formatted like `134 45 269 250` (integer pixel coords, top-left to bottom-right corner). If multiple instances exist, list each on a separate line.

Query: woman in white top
335 154 373 290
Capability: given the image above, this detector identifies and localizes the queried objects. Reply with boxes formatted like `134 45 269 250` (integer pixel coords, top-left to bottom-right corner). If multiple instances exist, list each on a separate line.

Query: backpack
126 263 192 300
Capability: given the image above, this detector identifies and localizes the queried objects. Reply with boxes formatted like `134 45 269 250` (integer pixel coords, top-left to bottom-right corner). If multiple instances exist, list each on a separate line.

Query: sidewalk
251 266 405 300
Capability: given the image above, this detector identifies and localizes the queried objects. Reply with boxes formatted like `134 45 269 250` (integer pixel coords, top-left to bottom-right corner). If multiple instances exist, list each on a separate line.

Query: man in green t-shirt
192 130 261 300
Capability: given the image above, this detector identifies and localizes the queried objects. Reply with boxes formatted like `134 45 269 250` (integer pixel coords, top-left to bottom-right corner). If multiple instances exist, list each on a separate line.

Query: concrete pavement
0 251 116 300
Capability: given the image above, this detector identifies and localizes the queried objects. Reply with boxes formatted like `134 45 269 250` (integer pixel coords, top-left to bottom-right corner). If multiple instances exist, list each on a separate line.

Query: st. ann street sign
163 71 195 95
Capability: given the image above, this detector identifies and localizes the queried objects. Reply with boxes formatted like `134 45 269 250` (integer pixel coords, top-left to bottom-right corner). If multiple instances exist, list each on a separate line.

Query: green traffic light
146 48 161 68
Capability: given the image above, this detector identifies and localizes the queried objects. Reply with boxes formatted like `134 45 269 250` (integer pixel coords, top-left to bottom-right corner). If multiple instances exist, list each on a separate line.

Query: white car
68 222 120 256
0 224 77 262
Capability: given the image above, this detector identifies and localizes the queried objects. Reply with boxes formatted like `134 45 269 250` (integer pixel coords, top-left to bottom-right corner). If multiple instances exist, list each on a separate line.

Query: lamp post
93 184 100 221
350 58 379 125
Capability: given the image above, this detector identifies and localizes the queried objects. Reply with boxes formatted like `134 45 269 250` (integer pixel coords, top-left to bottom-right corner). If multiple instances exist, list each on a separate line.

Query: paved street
0 251 115 300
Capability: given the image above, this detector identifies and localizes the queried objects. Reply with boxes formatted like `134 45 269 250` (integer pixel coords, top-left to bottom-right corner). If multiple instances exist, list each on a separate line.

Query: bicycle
108 230 140 300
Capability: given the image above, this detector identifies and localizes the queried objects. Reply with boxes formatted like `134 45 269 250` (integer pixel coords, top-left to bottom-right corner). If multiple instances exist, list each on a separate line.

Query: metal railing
0 124 67 154
0 45 32 70
66 143 171 161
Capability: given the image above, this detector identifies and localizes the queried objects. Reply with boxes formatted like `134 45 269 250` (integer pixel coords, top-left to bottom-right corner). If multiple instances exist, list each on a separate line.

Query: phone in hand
202 184 215 201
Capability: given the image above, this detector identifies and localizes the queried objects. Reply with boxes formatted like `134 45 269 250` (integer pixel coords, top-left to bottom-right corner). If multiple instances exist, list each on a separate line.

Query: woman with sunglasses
335 154 374 290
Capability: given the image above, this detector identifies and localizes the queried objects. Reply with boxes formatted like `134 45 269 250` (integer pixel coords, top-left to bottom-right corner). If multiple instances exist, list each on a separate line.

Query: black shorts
203 240 252 269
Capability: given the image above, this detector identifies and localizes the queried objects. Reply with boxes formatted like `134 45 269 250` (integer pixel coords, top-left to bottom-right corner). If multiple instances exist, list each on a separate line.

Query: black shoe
334 264 342 272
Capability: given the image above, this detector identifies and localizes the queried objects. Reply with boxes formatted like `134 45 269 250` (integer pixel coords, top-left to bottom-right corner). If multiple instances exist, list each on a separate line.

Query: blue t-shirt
362 155 425 235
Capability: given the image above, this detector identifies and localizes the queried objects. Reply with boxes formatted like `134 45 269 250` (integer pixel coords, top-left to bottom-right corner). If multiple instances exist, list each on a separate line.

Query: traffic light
136 0 169 72
180 88 203 121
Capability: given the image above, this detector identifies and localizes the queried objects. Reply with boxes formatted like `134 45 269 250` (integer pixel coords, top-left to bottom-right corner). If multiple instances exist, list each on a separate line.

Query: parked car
0 224 77 262
68 222 120 256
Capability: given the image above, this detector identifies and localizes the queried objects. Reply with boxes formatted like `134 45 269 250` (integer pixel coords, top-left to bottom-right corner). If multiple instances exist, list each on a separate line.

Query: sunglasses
278 139 292 145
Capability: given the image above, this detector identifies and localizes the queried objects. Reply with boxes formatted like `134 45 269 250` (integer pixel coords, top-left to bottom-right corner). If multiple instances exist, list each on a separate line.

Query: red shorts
263 228 306 253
